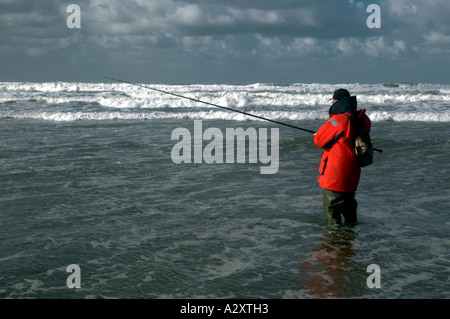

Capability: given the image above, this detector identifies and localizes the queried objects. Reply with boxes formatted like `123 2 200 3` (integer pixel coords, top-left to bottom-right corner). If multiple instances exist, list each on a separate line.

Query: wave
0 110 323 122
368 111 450 122
1 109 449 123
1 82 449 122
382 82 416 88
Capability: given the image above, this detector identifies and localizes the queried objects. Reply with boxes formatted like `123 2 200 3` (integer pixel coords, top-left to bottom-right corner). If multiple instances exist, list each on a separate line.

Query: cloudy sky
1 0 449 84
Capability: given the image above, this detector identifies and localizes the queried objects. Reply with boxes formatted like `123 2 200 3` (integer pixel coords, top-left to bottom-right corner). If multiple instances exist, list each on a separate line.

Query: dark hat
328 88 351 101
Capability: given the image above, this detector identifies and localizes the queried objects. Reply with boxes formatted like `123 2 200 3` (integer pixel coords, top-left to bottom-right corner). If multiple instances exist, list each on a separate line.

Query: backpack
349 110 374 167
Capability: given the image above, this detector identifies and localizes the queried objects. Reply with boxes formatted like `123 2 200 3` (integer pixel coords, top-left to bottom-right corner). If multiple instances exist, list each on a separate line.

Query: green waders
323 189 358 226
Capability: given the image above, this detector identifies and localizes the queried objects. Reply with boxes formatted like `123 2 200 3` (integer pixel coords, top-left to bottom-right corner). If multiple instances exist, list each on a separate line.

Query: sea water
0 82 449 298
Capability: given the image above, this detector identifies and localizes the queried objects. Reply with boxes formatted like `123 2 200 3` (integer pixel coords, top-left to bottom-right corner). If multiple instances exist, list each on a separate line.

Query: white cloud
348 0 365 9
181 35 239 58
381 0 450 30
336 38 359 57
245 8 284 25
287 37 322 56
173 4 204 26
333 37 406 58
253 34 284 60
425 31 450 45
363 37 406 58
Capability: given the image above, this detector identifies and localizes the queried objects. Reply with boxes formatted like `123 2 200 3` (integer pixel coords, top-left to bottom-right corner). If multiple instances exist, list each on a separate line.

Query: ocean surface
0 81 449 299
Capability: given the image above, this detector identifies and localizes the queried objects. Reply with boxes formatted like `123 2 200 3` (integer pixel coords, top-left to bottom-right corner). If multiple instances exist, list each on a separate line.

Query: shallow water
0 83 449 298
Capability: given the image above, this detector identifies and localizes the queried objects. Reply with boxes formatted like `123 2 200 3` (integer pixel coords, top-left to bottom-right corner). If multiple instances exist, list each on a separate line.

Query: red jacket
314 97 371 192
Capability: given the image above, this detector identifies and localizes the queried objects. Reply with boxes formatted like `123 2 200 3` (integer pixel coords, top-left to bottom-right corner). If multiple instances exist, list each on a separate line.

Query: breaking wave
1 82 449 122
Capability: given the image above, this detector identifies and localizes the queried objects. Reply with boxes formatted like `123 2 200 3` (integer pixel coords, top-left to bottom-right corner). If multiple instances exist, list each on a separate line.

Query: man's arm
314 117 345 149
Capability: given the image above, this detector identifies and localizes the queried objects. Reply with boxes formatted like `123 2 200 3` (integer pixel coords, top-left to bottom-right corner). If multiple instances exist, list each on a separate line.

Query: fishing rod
105 77 383 153
105 76 317 134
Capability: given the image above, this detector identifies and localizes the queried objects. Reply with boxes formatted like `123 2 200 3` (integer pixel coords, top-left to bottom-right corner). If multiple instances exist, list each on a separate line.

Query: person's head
329 88 350 104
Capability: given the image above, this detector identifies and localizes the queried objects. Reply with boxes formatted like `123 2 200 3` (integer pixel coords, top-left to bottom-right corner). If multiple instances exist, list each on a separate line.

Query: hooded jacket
314 96 371 192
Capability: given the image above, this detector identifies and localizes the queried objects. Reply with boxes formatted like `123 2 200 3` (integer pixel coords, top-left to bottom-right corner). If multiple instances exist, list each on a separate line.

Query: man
314 89 371 226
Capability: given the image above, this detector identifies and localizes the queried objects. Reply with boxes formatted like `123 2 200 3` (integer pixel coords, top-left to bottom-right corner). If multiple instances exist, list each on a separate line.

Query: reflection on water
298 225 364 298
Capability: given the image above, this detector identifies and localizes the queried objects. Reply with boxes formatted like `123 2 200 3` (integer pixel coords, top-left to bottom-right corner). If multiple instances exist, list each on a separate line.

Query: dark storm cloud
78 0 372 38
0 0 449 83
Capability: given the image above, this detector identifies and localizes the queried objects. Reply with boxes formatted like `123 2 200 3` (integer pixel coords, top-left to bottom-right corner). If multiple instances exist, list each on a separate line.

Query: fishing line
105 76 317 134
105 77 382 153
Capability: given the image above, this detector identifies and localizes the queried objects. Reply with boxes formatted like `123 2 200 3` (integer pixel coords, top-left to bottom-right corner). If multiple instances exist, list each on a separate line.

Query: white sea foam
1 82 449 122
369 111 450 122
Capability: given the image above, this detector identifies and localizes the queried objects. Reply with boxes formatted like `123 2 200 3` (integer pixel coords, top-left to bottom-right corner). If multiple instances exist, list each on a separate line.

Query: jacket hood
329 95 357 115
